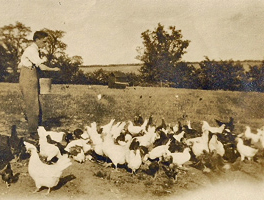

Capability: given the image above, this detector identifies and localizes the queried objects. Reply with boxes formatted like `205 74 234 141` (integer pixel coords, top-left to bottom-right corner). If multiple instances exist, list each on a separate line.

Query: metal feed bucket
39 78 52 94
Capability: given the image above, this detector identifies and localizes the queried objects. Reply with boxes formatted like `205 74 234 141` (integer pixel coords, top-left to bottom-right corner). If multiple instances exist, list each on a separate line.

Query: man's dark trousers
19 66 42 134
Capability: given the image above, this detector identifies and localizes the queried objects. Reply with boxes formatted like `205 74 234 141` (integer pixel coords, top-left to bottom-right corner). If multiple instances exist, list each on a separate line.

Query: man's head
33 31 48 48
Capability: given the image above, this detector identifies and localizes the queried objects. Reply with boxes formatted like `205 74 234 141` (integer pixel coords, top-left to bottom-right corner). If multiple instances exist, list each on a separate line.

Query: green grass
1 82 264 135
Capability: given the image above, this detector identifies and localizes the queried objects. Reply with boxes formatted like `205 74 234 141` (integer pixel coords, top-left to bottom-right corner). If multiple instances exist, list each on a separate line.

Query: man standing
19 31 60 140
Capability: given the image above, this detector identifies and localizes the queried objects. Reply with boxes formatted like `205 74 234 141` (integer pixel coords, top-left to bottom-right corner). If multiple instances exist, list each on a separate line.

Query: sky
1 0 264 65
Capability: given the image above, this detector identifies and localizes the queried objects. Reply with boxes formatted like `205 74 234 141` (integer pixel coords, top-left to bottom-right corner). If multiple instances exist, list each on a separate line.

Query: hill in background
80 63 142 74
79 60 263 74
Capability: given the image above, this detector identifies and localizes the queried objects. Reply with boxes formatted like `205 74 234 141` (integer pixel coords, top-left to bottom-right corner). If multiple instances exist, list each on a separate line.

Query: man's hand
52 67 60 71
41 57 48 63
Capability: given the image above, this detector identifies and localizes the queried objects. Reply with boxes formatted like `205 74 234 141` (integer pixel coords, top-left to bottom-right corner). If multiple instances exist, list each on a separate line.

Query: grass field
1 82 264 135
1 82 264 199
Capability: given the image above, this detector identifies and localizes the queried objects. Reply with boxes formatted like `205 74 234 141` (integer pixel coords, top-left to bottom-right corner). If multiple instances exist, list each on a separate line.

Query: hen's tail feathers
56 155 72 171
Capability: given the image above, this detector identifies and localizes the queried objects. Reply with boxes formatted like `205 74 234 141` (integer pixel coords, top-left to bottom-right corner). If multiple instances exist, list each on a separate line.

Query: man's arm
39 64 60 71
24 47 46 67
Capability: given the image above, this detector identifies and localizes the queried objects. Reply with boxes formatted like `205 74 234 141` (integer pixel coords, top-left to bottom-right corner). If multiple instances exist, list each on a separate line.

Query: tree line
0 22 264 92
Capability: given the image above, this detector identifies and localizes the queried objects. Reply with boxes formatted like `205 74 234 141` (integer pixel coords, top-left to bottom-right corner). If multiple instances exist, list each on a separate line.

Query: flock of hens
1 114 264 194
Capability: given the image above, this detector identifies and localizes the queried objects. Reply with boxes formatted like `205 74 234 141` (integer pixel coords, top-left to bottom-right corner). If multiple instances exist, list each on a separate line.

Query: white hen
37 126 65 143
86 122 104 156
236 138 258 161
111 121 126 140
69 146 85 163
186 120 192 129
127 119 148 135
38 126 65 143
101 119 115 136
258 129 264 149
244 126 261 144
38 127 62 161
202 121 225 134
126 149 142 174
167 148 191 167
79 131 89 140
144 140 171 161
173 131 185 142
135 126 158 147
24 142 72 194
86 122 102 144
102 132 131 169
188 130 209 157
172 122 180 133
209 134 225 156
64 139 91 154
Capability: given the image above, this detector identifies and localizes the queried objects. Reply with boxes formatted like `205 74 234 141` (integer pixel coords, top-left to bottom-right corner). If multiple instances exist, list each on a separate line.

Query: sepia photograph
0 0 264 199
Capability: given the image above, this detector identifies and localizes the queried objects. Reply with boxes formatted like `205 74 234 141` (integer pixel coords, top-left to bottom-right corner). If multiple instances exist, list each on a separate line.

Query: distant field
79 60 262 74
79 64 142 74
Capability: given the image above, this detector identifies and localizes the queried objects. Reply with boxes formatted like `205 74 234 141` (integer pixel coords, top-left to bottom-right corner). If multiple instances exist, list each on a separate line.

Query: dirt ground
0 151 264 200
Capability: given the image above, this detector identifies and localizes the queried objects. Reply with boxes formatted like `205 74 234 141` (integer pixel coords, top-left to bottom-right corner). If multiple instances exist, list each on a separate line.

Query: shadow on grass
53 174 76 191
34 174 76 193
41 116 67 130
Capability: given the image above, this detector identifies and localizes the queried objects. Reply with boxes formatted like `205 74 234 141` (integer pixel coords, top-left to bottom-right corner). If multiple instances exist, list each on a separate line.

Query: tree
0 22 31 81
137 23 190 83
39 29 86 84
41 28 67 66
198 57 246 91
0 22 86 84
49 54 84 84
171 62 201 89
245 62 264 92
85 69 109 85
0 45 10 81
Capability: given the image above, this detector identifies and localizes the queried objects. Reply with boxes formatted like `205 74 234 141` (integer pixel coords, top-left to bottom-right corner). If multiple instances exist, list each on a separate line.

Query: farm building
108 71 128 89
